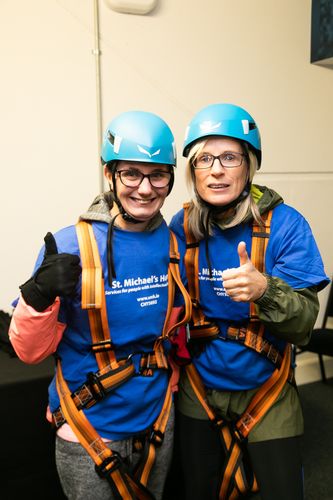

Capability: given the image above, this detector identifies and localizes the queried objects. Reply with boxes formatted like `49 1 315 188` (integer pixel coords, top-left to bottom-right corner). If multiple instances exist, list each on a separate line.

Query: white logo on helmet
137 145 161 157
242 120 249 135
172 141 176 160
200 121 221 132
114 136 123 154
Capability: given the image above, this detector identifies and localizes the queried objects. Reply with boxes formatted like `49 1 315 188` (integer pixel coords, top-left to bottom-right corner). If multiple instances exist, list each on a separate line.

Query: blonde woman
170 103 329 500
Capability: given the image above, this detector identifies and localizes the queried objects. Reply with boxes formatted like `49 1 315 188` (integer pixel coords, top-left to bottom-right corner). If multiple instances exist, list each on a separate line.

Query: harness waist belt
53 357 135 428
227 325 282 366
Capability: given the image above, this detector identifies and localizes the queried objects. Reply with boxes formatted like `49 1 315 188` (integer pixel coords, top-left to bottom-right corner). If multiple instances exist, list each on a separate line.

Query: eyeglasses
193 152 246 169
116 169 172 188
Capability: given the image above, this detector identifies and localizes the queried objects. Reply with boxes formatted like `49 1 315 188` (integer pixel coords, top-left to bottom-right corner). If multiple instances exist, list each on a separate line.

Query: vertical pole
93 0 104 193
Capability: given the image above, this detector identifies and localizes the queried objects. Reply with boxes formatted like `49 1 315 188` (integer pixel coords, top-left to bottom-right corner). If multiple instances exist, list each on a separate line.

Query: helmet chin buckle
117 200 143 224
121 211 143 224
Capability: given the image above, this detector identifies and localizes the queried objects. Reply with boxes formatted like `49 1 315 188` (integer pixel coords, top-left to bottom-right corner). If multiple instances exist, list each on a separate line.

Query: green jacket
250 185 319 347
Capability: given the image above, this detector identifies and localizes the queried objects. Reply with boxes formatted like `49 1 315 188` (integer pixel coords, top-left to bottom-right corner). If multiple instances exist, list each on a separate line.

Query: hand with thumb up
221 241 267 303
20 232 82 312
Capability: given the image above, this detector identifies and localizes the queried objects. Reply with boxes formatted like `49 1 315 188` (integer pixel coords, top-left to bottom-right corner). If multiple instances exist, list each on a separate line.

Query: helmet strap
107 213 120 286
110 170 143 225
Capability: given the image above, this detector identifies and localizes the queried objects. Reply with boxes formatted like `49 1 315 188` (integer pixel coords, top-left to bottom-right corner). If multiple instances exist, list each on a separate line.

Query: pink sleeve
9 295 66 364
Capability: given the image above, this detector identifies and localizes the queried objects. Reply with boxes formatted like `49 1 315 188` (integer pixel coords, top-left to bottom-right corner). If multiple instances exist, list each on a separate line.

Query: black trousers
176 412 304 500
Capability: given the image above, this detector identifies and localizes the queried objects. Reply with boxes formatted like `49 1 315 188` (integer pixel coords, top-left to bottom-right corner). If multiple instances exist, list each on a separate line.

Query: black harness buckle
150 429 164 447
87 371 107 401
95 452 122 478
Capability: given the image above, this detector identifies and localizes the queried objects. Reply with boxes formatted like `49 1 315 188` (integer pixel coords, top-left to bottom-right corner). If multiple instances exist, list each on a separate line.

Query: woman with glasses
9 111 190 500
169 103 329 499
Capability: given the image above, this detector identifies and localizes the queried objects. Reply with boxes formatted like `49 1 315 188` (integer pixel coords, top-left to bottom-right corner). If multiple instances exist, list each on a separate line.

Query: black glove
20 232 82 312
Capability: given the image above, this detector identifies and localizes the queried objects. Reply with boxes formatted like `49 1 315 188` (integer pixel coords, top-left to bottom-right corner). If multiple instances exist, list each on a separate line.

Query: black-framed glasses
193 152 246 169
116 169 172 188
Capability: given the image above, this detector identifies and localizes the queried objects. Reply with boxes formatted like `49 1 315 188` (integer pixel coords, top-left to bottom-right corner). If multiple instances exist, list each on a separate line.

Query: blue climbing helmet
183 103 262 168
101 110 177 167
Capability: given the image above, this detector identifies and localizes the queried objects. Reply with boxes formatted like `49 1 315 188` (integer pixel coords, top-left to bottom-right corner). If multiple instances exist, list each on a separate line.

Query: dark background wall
0 352 65 499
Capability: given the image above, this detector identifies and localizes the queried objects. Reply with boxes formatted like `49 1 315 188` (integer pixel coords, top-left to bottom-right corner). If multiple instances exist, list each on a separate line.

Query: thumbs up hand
20 232 81 312
221 241 267 303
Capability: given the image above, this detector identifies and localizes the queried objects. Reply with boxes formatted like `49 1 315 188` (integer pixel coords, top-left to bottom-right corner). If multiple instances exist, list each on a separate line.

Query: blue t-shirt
28 220 185 440
170 203 329 391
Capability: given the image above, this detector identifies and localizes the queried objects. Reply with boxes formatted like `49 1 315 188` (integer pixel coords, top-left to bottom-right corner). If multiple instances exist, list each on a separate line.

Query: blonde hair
185 139 263 240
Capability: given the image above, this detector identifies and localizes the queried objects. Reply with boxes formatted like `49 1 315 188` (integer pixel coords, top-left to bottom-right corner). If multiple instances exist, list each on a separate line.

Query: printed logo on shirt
199 267 228 297
105 273 168 296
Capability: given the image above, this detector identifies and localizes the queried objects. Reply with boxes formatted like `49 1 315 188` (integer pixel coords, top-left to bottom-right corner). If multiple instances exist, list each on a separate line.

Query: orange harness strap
76 220 120 370
242 210 272 354
165 230 192 336
226 210 283 365
185 362 258 498
185 343 291 499
143 229 192 370
132 232 190 486
132 380 173 487
183 203 220 339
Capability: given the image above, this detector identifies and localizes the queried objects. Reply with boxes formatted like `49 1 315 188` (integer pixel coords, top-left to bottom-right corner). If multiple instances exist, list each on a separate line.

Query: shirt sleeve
255 275 320 346
9 295 66 363
267 205 330 291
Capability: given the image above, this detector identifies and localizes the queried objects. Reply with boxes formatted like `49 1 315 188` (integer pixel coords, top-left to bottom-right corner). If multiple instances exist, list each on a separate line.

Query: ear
104 165 114 190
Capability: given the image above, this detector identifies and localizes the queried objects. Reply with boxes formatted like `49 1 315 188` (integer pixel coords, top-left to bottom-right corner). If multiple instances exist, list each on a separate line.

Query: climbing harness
53 221 191 499
183 204 294 498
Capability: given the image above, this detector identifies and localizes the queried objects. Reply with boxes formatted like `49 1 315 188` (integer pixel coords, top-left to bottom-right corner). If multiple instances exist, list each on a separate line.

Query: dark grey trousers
55 407 174 500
